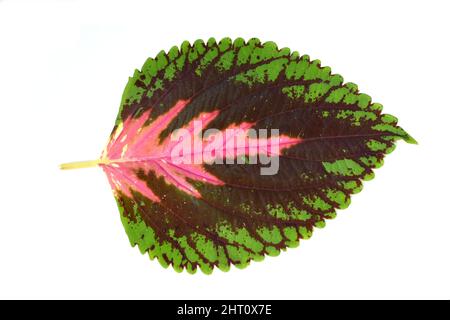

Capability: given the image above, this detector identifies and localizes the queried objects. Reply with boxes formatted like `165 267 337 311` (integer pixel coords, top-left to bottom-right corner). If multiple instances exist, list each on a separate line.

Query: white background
0 0 449 300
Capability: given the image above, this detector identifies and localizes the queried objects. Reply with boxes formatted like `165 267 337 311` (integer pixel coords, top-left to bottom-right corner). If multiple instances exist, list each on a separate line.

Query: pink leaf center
101 100 302 202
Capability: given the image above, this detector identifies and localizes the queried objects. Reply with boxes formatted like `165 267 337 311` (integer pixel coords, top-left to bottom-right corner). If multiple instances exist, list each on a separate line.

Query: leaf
61 37 416 274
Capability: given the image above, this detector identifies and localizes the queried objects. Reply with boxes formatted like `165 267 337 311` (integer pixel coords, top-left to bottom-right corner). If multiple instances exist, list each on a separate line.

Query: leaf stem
59 159 104 170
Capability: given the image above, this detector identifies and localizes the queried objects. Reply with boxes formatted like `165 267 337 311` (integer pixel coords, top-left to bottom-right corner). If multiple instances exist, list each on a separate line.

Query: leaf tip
401 131 418 145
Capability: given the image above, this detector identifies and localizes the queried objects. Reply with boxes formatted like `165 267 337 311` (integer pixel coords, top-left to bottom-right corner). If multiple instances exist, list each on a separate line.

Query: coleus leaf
61 37 416 274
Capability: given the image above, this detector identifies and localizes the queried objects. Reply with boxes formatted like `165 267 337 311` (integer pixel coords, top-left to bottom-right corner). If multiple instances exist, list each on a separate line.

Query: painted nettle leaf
61 38 416 274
